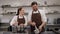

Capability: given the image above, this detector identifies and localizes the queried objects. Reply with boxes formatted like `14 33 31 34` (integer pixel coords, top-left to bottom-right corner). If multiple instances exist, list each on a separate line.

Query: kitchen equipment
34 26 39 34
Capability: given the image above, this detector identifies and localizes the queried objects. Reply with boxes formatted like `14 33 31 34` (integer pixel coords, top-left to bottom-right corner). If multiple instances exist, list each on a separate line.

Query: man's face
32 4 38 11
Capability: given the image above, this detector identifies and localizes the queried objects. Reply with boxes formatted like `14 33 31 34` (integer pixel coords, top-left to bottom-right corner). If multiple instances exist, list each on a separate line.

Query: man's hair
31 1 38 6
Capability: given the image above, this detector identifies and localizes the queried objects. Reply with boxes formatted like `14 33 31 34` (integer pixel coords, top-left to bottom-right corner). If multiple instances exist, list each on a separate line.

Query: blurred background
0 0 60 34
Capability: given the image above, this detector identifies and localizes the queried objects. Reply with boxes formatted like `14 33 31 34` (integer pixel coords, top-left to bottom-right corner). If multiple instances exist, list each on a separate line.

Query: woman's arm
10 16 18 26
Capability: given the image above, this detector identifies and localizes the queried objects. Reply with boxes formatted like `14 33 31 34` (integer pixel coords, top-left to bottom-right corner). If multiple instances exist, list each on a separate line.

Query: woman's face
19 8 25 15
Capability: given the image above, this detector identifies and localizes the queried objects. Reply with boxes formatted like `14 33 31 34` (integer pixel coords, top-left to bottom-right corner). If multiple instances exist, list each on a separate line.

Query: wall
0 0 60 6
0 7 60 24
0 0 60 24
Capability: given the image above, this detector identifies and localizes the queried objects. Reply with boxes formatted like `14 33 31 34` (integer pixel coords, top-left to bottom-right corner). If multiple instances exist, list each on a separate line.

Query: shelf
46 13 60 15
47 24 60 28
1 12 60 15
1 5 60 8
0 13 28 15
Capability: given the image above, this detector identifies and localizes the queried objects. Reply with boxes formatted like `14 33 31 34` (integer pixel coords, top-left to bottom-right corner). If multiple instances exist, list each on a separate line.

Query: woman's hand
12 22 18 26
19 24 24 27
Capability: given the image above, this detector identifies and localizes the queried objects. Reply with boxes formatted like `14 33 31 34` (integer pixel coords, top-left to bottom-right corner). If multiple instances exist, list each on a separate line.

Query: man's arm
24 16 27 26
39 10 47 28
39 10 47 32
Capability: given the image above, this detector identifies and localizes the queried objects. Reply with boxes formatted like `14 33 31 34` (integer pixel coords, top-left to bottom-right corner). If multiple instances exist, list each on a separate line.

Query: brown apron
31 11 45 32
17 16 25 25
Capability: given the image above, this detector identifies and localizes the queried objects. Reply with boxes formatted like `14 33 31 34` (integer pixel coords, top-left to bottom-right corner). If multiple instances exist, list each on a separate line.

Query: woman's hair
16 7 23 15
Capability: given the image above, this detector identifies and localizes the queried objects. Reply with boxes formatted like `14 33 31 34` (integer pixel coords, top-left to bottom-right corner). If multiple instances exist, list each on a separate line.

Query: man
28 1 47 34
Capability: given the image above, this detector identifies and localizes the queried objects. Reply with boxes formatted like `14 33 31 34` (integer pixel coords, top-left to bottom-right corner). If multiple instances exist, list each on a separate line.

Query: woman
9 7 27 32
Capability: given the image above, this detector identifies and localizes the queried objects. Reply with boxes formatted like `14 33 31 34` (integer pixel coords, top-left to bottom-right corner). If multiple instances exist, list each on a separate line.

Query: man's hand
31 22 36 26
39 26 42 32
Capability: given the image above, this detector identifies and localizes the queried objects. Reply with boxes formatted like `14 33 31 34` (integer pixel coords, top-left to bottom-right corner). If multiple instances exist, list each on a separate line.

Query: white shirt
28 9 47 22
10 15 27 26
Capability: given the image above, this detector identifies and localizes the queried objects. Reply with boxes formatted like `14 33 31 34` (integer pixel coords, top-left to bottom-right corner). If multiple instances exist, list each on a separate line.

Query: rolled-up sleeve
10 16 18 26
40 10 47 22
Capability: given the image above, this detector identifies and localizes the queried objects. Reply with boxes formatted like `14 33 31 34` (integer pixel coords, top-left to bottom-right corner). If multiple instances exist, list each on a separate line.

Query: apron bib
31 11 45 32
17 16 25 25
17 16 25 33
